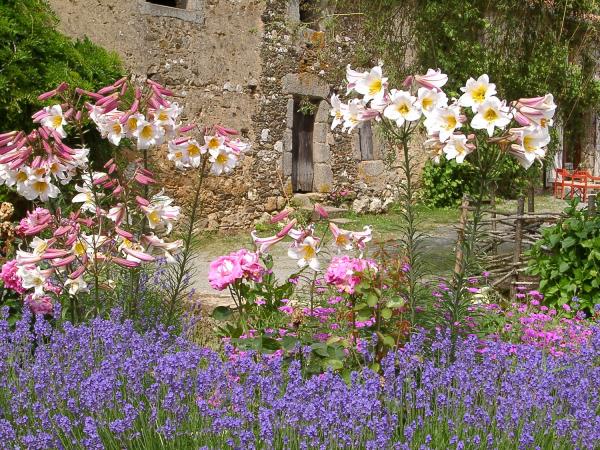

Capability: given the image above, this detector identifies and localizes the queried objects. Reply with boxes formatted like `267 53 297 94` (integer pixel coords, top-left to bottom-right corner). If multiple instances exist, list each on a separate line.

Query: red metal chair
570 170 588 201
553 168 569 199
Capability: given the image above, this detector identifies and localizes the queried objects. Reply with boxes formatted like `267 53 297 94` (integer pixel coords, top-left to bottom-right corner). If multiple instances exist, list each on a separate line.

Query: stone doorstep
302 205 348 220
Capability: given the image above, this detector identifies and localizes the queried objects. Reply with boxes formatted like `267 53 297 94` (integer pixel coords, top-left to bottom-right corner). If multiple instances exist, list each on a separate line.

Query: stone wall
48 0 424 228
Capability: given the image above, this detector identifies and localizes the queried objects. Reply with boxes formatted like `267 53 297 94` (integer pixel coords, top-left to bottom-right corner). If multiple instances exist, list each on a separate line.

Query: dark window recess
292 98 316 193
358 121 374 161
146 0 187 8
299 0 317 24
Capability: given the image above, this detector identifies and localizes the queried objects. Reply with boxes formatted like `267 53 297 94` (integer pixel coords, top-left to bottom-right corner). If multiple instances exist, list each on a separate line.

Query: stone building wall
47 0 416 229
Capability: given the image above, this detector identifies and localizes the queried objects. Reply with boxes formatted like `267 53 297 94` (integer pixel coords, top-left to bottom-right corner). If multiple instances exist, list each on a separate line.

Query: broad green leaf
211 306 233 321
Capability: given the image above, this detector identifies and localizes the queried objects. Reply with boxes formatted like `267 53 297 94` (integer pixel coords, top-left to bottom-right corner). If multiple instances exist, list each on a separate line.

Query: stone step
330 217 354 225
299 205 348 220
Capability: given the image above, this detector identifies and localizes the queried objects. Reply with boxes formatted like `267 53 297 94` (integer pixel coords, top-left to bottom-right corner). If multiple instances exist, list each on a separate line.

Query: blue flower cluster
0 307 598 449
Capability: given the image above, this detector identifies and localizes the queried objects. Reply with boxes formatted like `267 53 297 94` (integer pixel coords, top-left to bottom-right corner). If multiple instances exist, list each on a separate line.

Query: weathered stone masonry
48 0 410 229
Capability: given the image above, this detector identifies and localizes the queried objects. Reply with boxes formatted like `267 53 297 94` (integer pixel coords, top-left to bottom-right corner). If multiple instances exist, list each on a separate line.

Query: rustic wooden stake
527 185 535 213
510 196 525 298
454 195 470 275
588 193 596 216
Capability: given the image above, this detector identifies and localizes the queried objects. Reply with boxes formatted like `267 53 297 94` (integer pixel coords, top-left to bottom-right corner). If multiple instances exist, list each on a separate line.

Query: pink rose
235 249 264 282
1 260 25 294
24 294 53 315
208 254 243 291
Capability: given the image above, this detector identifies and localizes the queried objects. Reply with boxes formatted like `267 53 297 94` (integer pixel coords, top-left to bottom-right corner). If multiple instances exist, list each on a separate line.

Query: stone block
282 152 292 177
313 123 328 144
313 143 330 163
286 99 295 128
281 73 330 99
358 160 386 184
265 196 278 212
283 129 293 153
315 100 330 122
313 163 334 193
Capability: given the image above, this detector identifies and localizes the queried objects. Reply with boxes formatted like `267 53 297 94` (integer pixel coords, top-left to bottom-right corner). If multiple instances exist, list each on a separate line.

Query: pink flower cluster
208 249 264 291
486 290 593 357
325 256 377 294
519 312 592 356
1 260 25 294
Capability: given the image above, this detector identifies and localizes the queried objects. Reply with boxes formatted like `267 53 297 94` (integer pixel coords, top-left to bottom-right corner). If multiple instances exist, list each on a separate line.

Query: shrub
528 198 600 311
421 156 528 208
421 158 476 207
0 0 123 132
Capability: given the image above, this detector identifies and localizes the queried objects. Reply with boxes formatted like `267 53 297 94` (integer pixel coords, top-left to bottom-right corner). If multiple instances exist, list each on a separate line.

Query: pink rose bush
325 256 378 294
209 249 264 291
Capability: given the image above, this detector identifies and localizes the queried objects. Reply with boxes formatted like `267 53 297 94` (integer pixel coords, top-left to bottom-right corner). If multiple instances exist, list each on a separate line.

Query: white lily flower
142 234 183 264
167 140 190 169
425 105 462 142
134 119 165 150
47 158 71 185
346 65 369 94
383 89 421 127
69 147 90 170
509 126 550 169
72 182 101 213
330 94 346 130
141 191 180 234
201 135 225 154
104 118 125 146
288 236 320 271
443 134 473 164
354 65 387 103
471 97 511 137
124 113 145 137
64 276 89 296
21 174 60 202
342 99 365 133
458 74 497 113
185 139 204 168
416 87 448 117
209 147 238 175
29 237 50 256
17 265 47 296
41 105 67 138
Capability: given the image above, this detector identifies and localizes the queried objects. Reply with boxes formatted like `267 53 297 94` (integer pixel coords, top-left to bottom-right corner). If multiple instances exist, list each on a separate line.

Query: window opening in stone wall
292 97 317 193
358 121 375 161
146 0 187 8
299 0 318 25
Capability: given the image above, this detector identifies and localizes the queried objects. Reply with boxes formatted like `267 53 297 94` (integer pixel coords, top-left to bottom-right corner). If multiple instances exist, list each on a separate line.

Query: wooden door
292 100 314 192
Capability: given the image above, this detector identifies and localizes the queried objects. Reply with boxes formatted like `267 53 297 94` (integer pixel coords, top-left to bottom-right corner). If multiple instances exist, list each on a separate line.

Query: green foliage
0 0 123 132
528 198 600 311
421 159 476 208
0 0 123 207
422 156 535 208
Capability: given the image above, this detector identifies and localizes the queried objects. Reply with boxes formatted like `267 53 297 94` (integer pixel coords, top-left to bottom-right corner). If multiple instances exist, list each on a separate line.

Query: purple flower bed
0 307 598 449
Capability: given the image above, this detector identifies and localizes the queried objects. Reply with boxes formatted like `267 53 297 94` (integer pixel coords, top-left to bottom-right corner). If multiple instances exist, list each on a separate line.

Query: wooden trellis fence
454 193 597 296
